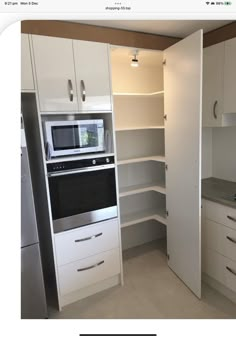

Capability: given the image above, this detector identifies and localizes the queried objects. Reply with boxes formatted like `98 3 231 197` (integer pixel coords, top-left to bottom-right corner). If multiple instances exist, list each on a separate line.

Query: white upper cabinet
21 34 35 91
224 37 236 114
203 37 236 127
32 35 78 112
202 42 224 127
164 30 203 299
73 40 112 111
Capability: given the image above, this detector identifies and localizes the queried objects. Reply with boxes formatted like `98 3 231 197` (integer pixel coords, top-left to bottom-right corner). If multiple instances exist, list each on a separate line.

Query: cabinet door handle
227 215 236 222
80 80 86 102
226 266 236 277
226 236 236 244
77 260 104 272
213 100 218 119
74 232 103 243
68 79 73 102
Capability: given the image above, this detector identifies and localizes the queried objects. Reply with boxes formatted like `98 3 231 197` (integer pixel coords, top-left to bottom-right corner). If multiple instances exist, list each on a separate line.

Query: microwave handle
47 163 115 177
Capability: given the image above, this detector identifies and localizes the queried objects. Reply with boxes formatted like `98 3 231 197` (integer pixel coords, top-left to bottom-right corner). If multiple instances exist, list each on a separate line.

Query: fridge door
21 129 39 247
21 243 47 319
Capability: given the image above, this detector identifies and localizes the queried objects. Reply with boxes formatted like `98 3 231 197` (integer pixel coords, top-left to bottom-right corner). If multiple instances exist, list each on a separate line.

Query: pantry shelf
115 125 165 131
119 182 166 197
118 155 165 166
121 208 167 228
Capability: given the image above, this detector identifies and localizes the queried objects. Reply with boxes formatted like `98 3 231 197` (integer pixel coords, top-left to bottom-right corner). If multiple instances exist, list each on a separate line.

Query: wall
202 128 212 179
212 126 236 182
202 126 236 182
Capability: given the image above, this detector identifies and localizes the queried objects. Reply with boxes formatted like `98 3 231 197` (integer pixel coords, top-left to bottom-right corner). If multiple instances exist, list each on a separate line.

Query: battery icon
224 1 232 4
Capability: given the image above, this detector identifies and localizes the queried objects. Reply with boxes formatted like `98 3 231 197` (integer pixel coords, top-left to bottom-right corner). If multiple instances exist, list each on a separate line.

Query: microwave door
51 125 80 156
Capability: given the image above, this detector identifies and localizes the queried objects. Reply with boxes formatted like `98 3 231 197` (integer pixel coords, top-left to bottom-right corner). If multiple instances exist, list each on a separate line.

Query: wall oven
47 156 117 233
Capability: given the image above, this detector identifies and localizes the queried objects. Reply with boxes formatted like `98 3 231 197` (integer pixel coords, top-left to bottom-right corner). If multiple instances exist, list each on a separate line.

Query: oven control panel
47 156 115 173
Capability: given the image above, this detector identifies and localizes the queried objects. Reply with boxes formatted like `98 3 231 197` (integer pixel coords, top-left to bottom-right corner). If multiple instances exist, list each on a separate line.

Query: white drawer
205 200 236 231
204 219 236 262
203 248 236 293
58 248 120 296
54 218 119 266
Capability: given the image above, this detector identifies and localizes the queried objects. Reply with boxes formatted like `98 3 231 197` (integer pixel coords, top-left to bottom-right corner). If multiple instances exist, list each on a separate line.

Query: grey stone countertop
202 177 236 209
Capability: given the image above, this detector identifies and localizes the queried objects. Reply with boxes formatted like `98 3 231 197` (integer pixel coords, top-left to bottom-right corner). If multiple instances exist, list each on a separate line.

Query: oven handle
47 163 115 177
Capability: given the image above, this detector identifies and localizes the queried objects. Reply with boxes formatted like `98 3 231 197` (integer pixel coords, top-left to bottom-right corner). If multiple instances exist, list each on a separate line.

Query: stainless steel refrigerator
21 124 47 319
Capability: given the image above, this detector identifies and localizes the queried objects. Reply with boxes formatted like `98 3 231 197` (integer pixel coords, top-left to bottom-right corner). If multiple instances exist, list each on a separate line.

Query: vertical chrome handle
226 236 236 244
227 215 236 222
77 260 104 272
80 80 86 102
226 266 236 276
213 100 218 119
68 79 73 102
74 232 103 243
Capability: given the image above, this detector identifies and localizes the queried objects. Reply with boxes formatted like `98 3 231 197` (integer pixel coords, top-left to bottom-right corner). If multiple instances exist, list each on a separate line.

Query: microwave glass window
48 168 117 221
79 124 99 148
52 126 80 150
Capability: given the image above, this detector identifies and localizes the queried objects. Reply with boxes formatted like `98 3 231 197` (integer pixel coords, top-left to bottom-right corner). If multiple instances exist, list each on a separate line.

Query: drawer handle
227 215 236 222
74 232 102 243
77 260 104 272
226 266 236 277
226 236 236 244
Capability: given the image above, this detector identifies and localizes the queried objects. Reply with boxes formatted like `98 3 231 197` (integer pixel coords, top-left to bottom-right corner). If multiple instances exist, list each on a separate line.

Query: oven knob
106 158 110 163
92 159 96 165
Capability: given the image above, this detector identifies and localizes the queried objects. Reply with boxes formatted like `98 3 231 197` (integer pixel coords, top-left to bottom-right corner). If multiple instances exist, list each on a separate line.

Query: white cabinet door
32 35 78 112
73 40 112 111
21 34 34 91
202 42 224 127
164 30 202 298
224 37 236 114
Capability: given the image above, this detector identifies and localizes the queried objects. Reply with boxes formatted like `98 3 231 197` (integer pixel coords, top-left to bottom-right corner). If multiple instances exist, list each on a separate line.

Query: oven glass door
48 167 117 232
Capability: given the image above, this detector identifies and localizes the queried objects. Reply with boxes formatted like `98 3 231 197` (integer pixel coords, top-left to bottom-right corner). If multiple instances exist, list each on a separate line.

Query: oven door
48 166 117 233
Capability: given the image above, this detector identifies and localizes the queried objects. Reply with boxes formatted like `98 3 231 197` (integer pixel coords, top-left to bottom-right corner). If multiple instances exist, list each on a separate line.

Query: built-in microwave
44 119 105 158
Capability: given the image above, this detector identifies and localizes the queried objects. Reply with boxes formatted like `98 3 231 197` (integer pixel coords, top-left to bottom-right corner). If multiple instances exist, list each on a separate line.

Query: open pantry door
164 30 202 298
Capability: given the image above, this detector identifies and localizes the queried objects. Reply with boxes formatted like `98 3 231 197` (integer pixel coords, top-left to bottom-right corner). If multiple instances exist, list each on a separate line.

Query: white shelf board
121 208 167 228
116 125 165 131
119 182 166 197
113 91 164 97
46 152 115 164
118 155 165 165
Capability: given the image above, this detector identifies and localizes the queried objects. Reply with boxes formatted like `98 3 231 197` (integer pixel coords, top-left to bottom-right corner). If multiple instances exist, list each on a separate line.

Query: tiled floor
50 240 236 319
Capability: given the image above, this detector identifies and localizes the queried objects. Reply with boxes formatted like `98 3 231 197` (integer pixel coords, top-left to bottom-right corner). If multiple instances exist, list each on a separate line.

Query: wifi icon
206 1 210 3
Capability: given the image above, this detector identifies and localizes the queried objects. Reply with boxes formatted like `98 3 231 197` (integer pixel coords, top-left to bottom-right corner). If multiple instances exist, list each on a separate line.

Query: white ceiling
76 20 233 38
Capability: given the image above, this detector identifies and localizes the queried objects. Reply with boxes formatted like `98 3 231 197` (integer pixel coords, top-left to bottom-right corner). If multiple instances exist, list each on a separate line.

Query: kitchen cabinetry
73 40 112 111
31 35 112 113
112 49 166 230
164 31 202 298
224 37 236 114
202 199 236 300
54 218 121 307
112 30 203 298
21 34 35 91
32 35 78 112
22 29 203 308
202 42 224 127
202 37 236 127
